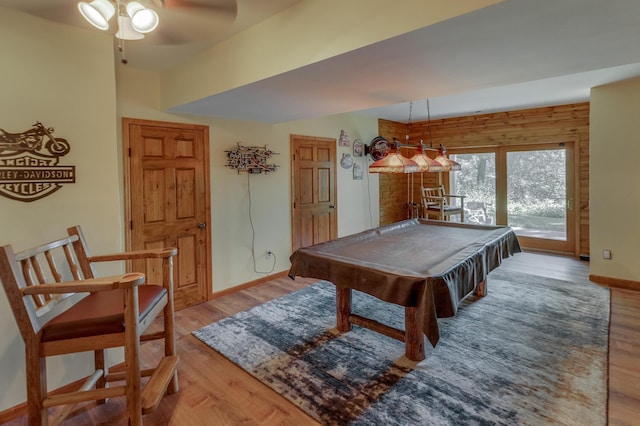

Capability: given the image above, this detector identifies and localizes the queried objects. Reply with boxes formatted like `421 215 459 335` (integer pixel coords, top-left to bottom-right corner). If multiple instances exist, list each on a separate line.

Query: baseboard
0 377 86 423
589 274 640 291
1 270 292 422
211 270 290 299
0 402 26 424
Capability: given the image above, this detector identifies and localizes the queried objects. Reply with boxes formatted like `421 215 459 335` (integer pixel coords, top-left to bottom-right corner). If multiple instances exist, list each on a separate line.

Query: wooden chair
0 225 179 426
422 185 465 222
465 200 492 224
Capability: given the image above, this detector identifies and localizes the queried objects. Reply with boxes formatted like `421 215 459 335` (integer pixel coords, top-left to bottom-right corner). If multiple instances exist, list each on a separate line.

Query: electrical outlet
603 249 611 260
266 250 273 259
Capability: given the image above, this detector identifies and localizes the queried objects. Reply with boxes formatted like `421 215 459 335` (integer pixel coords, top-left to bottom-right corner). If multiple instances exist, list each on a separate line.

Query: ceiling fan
0 0 238 45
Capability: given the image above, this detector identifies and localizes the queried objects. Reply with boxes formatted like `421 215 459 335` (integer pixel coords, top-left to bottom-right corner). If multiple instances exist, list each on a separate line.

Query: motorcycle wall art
0 121 75 202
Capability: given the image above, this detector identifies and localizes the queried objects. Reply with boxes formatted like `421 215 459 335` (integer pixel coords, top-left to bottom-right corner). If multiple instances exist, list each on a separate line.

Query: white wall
0 9 124 411
0 9 381 413
590 78 640 281
117 66 380 291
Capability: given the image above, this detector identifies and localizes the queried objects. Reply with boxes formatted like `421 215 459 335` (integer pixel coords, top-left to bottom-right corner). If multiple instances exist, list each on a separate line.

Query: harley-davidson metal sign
0 121 75 202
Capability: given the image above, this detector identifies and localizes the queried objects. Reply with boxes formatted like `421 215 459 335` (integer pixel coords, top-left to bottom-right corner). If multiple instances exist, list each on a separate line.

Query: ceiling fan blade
160 0 237 18
0 0 89 28
147 5 236 45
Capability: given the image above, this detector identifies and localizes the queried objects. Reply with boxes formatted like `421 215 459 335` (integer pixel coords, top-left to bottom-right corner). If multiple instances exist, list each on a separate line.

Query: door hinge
130 221 133 230
128 148 132 157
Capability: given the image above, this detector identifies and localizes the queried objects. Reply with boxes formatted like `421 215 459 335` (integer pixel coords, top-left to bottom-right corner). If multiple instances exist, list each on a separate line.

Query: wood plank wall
376 102 590 256
376 122 441 225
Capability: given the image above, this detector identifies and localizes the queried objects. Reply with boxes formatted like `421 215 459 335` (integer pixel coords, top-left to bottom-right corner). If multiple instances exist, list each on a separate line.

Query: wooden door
123 118 211 310
291 135 337 251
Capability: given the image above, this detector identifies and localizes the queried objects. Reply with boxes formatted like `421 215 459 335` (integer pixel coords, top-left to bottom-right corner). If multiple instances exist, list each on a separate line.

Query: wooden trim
589 274 640 291
211 270 289 299
0 402 26 424
0 374 97 424
572 136 582 257
122 118 133 255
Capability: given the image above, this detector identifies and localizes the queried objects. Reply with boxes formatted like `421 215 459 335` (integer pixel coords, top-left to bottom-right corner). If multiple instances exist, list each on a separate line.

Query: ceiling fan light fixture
78 0 115 30
116 15 145 40
127 2 159 33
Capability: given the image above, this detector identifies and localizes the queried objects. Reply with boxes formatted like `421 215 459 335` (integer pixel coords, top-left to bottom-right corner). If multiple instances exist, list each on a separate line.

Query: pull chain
406 101 413 145
116 0 128 64
426 98 433 147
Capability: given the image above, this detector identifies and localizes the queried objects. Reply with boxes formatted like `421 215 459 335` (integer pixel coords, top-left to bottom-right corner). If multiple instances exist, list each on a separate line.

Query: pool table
288 219 521 361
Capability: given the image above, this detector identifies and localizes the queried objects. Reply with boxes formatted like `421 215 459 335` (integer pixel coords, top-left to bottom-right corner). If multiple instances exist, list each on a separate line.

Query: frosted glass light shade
127 2 159 33
116 16 145 40
78 0 115 30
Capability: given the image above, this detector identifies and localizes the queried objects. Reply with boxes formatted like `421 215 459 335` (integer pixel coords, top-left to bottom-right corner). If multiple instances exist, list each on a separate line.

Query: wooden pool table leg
405 307 425 361
336 287 352 332
335 287 425 362
475 280 487 297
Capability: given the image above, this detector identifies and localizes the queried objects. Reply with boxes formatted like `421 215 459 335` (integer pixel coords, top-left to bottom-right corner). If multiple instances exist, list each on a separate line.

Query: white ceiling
4 0 640 123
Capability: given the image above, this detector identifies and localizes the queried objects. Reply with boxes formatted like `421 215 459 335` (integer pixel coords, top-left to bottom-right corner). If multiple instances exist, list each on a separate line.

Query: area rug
193 270 610 425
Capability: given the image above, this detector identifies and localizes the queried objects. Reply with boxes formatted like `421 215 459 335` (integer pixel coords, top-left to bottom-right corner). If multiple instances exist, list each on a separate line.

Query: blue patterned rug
193 270 609 425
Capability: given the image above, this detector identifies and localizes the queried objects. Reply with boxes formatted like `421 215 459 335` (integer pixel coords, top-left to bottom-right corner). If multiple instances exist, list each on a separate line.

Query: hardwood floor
3 252 639 425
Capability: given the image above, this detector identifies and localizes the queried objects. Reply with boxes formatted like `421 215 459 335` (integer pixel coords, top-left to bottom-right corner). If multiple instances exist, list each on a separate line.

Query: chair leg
94 349 107 404
165 307 179 395
26 344 47 425
163 257 179 394
124 290 143 426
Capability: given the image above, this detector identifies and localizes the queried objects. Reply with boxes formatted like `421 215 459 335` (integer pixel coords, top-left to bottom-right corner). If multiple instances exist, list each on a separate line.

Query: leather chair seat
42 285 167 342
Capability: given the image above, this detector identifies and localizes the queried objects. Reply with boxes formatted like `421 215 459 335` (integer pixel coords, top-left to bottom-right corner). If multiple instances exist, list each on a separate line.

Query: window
449 142 575 253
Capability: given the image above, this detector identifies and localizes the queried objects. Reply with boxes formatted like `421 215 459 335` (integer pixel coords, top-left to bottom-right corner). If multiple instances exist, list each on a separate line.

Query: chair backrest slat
1 234 84 339
422 186 447 207
62 243 83 281
1 245 44 338
30 256 54 303
67 226 98 280
20 258 45 307
45 250 63 283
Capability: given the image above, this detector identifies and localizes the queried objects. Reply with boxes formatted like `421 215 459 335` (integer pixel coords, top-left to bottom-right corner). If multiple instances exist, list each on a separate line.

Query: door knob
329 205 335 209
198 223 206 229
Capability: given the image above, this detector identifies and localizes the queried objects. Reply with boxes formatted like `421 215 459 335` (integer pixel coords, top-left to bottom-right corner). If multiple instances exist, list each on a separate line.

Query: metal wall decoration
353 138 363 157
225 143 279 174
0 121 75 202
353 163 363 180
366 136 389 161
340 153 353 169
338 129 350 147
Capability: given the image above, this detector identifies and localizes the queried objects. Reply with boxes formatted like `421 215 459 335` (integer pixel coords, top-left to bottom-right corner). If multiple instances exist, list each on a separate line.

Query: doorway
290 135 337 251
123 118 212 310
450 142 576 254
